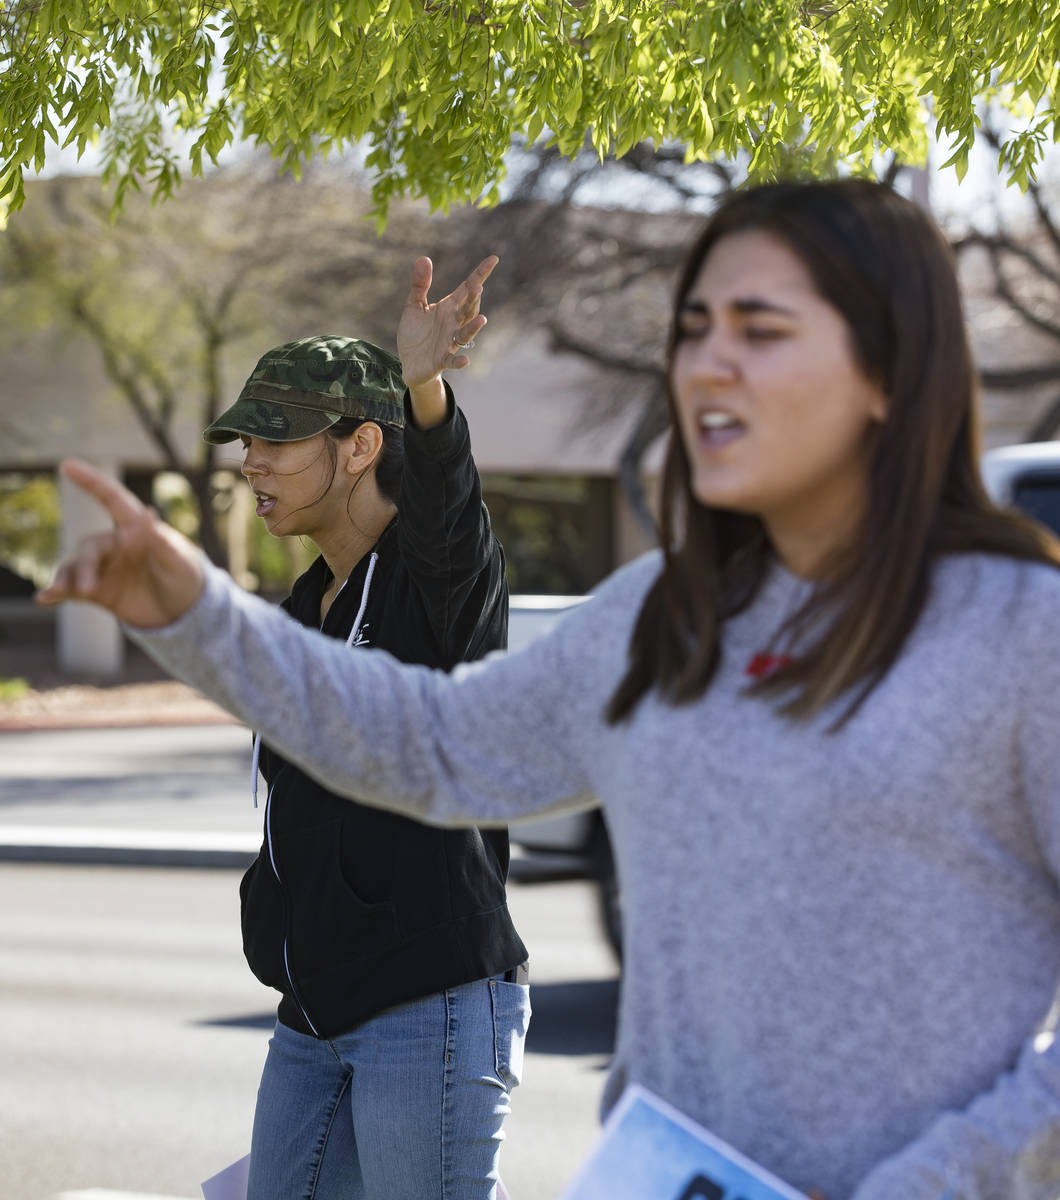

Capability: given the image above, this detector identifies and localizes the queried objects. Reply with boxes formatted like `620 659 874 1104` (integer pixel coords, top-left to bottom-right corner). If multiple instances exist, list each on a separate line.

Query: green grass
0 677 30 701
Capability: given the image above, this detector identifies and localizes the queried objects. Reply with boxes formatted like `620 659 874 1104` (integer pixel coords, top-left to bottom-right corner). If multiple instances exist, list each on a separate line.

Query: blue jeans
246 976 531 1200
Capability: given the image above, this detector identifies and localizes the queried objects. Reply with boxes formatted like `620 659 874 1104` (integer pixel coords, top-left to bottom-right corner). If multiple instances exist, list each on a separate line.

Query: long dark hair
606 178 1060 725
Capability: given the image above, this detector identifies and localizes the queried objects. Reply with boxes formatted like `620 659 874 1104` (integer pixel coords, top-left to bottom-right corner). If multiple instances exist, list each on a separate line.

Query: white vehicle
506 595 621 957
981 440 1060 533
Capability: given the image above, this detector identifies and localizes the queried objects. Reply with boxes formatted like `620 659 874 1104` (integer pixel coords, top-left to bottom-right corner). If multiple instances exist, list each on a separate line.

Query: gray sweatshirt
133 550 1060 1200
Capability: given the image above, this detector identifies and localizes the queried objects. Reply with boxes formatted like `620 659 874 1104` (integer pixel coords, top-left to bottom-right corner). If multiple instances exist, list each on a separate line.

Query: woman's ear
341 422 385 474
872 386 889 422
865 378 888 425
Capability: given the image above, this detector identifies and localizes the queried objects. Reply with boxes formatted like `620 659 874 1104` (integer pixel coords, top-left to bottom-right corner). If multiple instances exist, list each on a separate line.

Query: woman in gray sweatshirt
42 179 1060 1200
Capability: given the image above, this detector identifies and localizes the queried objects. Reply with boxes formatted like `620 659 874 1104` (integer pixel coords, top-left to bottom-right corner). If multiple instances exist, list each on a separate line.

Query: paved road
0 724 595 876
2 864 618 1200
0 725 621 1199
0 725 260 863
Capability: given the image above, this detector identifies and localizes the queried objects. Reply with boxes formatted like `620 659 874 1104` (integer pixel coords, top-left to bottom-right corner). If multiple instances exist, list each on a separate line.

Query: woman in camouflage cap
202 255 531 1199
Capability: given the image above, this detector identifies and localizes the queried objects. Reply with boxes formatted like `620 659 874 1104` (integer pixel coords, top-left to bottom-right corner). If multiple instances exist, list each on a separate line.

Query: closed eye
675 303 710 340
675 318 709 341
743 326 789 341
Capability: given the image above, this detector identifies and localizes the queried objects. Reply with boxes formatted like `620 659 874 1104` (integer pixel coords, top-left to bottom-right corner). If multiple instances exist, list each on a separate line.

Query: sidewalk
0 664 556 880
0 638 264 866
0 717 263 867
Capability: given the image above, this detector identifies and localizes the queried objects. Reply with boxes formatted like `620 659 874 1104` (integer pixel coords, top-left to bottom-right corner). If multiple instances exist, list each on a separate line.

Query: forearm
399 387 505 649
399 385 483 550
852 1035 1060 1200
406 377 448 430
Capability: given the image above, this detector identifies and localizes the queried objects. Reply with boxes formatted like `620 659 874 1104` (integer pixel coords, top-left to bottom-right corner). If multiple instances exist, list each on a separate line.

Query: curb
0 828 587 878
0 712 240 734
0 827 260 869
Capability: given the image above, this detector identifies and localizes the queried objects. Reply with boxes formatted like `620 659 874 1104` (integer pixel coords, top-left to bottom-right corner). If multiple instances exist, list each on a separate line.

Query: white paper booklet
201 1152 250 1200
558 1084 808 1200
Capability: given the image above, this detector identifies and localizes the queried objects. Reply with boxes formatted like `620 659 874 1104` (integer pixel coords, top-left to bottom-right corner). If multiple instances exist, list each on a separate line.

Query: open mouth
253 489 278 517
697 409 745 447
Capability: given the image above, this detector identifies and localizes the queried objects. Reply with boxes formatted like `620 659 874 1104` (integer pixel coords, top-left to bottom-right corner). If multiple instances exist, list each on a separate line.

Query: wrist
406 377 448 429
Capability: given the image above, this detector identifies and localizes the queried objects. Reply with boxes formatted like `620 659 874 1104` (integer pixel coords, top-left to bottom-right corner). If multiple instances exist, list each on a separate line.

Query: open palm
397 254 498 388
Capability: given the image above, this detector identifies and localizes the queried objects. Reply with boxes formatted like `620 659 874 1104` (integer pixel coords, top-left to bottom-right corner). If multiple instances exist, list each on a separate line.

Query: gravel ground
0 639 236 731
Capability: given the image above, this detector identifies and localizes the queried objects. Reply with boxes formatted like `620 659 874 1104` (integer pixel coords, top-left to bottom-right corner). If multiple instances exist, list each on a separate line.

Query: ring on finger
454 340 474 351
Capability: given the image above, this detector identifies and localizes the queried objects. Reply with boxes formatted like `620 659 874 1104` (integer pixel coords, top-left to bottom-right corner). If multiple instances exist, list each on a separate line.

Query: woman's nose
683 334 738 384
240 444 263 478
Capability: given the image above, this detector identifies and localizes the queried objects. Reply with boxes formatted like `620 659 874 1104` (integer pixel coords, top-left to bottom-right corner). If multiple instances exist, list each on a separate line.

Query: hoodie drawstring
251 552 379 808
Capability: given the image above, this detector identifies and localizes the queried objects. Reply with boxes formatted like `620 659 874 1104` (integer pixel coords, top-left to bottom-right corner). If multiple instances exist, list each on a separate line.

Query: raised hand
397 255 498 426
36 459 206 629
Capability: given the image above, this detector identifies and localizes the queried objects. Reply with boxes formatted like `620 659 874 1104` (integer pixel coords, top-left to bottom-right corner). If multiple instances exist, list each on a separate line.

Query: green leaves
1 0 1058 222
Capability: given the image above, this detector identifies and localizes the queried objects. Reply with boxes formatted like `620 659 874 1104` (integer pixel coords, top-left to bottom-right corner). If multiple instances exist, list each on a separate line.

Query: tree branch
988 243 1060 342
67 293 184 466
546 322 664 378
1026 392 1060 442
979 363 1060 389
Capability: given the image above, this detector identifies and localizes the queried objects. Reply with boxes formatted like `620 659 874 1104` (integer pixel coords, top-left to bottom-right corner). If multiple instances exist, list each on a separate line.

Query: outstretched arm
393 253 507 661
36 459 205 628
35 459 604 825
398 254 497 430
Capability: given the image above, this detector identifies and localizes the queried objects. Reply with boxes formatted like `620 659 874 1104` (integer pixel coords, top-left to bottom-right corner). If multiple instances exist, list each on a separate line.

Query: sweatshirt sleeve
128 559 604 827
853 569 1060 1200
852 1039 1060 1199
397 382 507 662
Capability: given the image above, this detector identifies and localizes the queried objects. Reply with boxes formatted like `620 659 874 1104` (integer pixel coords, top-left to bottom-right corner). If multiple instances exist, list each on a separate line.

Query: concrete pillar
56 461 125 678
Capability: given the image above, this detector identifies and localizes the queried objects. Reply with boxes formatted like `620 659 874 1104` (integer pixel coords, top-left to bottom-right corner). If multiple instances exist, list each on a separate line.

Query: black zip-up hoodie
238 392 528 1039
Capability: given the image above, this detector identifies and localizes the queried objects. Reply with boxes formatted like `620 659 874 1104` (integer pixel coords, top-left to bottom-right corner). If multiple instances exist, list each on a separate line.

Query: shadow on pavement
201 1011 275 1031
0 756 249 809
197 978 620 1058
525 978 618 1057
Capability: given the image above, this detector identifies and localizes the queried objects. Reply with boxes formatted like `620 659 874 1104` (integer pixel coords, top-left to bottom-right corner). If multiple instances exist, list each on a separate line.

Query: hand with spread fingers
397 254 497 428
36 459 205 629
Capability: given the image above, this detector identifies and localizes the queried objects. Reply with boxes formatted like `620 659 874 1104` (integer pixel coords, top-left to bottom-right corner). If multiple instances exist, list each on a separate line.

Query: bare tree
453 140 731 529
0 164 423 563
950 124 1060 442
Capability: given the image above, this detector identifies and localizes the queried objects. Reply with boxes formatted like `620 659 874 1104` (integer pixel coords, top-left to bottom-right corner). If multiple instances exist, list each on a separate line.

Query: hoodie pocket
239 852 288 990
284 817 401 974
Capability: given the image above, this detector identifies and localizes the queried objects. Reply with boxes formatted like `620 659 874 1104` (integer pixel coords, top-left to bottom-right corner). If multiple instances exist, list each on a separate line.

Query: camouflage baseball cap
203 335 406 445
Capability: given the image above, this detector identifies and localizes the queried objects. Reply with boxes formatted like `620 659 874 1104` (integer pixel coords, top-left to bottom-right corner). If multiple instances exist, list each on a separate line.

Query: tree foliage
0 474 59 586
2 0 1058 221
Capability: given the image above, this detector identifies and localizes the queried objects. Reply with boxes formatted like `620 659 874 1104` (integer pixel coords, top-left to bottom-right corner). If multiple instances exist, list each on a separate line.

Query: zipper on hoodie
252 551 380 1041
264 780 322 1038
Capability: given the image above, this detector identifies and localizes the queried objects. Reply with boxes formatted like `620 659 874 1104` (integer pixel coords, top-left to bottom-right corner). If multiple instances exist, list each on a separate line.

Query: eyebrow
679 297 799 318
